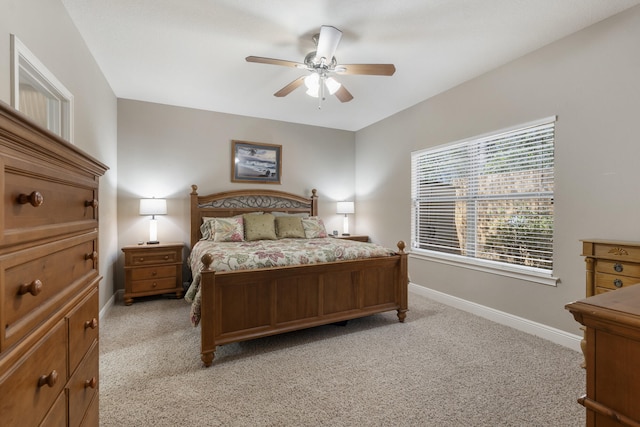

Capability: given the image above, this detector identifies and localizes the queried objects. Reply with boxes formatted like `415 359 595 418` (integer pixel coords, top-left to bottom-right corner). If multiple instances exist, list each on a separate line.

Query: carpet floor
99 292 585 426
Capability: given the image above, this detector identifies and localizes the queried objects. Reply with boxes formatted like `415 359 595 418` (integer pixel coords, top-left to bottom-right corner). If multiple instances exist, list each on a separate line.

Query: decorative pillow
272 212 310 218
213 217 244 242
200 218 217 240
301 216 328 238
244 213 277 241
200 213 262 240
275 216 306 239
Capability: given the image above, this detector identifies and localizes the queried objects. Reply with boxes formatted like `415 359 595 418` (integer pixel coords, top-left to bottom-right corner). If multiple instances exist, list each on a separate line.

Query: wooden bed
189 185 408 366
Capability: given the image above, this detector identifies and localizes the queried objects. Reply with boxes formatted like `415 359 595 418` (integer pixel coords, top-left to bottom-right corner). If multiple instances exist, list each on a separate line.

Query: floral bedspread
184 238 395 326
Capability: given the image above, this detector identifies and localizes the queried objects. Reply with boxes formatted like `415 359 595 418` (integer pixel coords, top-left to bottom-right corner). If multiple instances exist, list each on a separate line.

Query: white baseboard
409 283 582 352
99 289 123 320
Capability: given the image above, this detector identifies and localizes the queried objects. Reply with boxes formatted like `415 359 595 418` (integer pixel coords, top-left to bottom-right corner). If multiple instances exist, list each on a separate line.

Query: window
10 35 74 142
411 117 556 283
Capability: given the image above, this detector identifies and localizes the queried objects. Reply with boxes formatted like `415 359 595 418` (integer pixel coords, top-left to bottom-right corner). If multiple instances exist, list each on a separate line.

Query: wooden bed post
310 188 318 216
396 241 408 323
200 252 216 367
190 185 200 248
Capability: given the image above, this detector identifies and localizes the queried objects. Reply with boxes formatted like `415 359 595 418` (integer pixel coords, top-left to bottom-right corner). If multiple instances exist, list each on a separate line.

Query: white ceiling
61 0 640 131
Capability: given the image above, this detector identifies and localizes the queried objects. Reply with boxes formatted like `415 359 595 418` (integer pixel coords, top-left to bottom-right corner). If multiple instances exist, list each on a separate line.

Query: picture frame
231 140 282 184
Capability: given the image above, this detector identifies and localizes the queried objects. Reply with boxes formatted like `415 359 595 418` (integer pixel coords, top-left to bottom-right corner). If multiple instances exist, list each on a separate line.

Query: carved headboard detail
189 185 318 247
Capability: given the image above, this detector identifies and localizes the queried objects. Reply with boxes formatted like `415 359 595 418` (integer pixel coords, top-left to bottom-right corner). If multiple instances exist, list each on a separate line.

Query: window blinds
411 118 555 271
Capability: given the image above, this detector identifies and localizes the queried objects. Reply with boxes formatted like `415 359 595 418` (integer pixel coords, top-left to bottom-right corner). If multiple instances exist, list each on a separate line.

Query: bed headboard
190 185 318 247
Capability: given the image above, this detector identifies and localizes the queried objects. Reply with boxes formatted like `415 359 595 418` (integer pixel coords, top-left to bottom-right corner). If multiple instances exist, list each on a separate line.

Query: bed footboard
199 241 408 366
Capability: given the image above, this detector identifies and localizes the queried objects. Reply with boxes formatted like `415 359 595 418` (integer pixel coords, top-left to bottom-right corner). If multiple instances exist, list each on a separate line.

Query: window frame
10 34 74 143
410 117 558 286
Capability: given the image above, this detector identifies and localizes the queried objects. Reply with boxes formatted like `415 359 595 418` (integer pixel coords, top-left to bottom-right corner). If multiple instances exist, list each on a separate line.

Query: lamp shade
336 201 354 214
139 198 167 216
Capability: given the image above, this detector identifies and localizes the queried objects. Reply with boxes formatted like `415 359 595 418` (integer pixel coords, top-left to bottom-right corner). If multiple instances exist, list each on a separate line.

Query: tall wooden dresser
566 284 640 426
0 102 108 426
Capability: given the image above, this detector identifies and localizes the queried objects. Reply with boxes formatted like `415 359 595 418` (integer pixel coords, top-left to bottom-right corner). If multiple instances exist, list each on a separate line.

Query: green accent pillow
275 216 306 239
244 213 277 241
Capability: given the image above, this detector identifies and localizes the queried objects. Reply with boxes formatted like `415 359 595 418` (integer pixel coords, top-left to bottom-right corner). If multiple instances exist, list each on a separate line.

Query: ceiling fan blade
274 76 306 97
336 64 396 76
334 85 354 103
246 56 304 68
316 26 342 62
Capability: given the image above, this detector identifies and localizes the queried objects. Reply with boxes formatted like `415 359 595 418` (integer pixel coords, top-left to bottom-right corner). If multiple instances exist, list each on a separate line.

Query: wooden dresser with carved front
0 102 107 426
582 239 640 297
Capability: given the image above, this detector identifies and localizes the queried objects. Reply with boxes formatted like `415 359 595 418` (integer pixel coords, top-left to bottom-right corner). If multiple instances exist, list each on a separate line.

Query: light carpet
99 292 585 426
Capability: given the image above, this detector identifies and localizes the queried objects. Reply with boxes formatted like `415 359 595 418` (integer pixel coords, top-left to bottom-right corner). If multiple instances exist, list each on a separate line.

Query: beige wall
355 5 640 333
116 99 355 289
0 0 118 310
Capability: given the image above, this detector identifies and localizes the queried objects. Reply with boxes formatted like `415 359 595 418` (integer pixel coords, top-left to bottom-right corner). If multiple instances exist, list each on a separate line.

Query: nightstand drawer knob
614 279 623 288
18 279 43 296
84 377 97 389
152 282 157 288
84 318 98 329
38 370 59 388
614 263 623 272
152 271 157 276
164 255 169 260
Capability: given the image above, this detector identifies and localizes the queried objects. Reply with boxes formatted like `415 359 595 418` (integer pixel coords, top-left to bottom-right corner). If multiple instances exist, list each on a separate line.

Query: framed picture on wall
231 140 282 184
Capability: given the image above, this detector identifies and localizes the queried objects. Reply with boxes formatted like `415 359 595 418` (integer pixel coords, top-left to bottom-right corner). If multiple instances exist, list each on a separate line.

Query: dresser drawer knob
614 279 623 288
85 251 98 261
84 377 98 389
85 199 98 208
152 282 157 288
164 255 169 260
17 191 44 207
614 263 623 272
18 279 43 296
84 318 98 330
38 370 58 388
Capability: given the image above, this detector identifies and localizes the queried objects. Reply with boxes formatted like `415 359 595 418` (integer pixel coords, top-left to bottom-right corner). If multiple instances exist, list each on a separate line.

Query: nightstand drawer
130 265 177 281
131 277 178 293
596 260 640 278
126 250 179 266
595 272 639 291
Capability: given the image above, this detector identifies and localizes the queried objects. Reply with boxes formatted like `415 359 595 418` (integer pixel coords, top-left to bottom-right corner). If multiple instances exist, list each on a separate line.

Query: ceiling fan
246 25 396 106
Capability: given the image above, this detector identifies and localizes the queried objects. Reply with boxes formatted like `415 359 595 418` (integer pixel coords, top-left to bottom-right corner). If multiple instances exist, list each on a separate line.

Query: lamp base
146 240 160 245
341 233 350 236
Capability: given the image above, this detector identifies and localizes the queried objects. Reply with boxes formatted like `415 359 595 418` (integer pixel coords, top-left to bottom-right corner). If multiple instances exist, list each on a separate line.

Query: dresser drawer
595 272 639 291
591 243 640 262
131 277 177 293
67 288 99 374
0 320 67 427
125 249 179 266
130 265 177 281
68 341 98 427
596 260 640 278
2 161 98 247
40 391 68 426
1 234 98 351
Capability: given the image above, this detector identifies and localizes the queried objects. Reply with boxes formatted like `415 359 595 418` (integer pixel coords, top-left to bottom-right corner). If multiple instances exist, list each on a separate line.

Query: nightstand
332 235 369 242
122 242 184 305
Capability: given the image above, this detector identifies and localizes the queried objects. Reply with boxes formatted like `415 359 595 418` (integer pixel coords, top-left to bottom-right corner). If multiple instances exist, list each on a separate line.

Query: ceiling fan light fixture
304 73 320 97
325 77 341 95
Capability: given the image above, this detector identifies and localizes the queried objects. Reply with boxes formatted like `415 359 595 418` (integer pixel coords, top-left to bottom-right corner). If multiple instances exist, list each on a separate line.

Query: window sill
409 249 559 287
